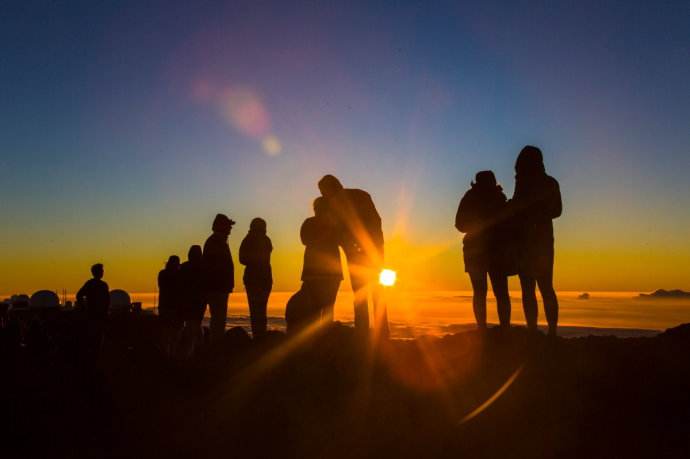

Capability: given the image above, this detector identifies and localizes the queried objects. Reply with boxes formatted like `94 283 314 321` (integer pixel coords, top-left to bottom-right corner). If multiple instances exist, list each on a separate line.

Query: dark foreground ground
3 316 690 459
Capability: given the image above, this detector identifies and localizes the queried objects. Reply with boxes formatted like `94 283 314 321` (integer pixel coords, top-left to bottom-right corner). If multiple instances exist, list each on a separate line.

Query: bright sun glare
379 269 397 287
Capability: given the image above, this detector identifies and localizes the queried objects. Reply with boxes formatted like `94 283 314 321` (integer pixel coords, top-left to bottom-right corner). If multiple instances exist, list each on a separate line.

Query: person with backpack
455 171 513 329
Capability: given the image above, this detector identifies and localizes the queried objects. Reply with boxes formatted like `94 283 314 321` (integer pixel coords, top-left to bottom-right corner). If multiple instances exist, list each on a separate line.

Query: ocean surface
121 290 690 338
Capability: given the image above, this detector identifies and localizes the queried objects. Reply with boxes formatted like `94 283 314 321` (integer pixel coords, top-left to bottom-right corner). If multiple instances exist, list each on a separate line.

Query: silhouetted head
212 213 235 235
313 196 328 217
187 245 202 263
318 174 344 198
515 145 546 176
473 170 497 189
249 217 267 234
165 255 180 271
91 263 104 279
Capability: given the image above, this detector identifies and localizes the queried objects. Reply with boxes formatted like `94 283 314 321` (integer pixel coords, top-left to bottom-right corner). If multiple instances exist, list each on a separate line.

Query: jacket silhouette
510 148 562 277
239 218 273 338
318 176 384 262
239 219 273 291
300 197 343 323
455 172 512 274
76 264 110 320
203 231 234 294
455 171 513 328
300 214 343 282
203 213 235 343
509 146 562 335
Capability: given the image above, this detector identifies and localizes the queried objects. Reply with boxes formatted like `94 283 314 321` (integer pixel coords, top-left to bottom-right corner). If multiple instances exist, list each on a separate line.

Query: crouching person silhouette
509 146 562 336
286 198 343 335
301 197 342 323
203 214 235 343
455 171 513 329
239 218 273 339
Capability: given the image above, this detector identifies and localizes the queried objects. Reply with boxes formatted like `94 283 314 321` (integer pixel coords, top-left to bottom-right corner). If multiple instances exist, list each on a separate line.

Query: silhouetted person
455 171 512 329
203 213 235 343
318 175 388 336
510 146 562 336
75 263 110 365
179 245 205 358
285 288 316 334
158 255 181 320
76 263 110 320
301 197 343 323
239 218 273 338
158 255 181 357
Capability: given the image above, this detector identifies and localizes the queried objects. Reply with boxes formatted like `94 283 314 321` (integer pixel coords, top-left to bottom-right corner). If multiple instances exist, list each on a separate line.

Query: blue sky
1 0 689 293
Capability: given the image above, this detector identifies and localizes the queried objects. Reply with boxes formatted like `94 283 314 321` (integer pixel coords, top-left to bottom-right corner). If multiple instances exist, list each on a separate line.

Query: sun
379 269 397 287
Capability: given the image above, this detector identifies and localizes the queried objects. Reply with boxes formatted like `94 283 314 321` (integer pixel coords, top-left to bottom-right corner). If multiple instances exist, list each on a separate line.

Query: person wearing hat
203 213 236 343
455 171 513 329
509 145 562 336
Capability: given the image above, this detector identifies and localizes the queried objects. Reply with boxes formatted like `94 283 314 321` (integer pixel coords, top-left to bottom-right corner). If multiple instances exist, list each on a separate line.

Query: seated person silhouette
455 171 513 329
318 175 388 337
239 218 273 338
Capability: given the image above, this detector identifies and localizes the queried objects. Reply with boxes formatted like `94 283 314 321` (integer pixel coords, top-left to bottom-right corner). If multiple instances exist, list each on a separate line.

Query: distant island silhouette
638 289 690 299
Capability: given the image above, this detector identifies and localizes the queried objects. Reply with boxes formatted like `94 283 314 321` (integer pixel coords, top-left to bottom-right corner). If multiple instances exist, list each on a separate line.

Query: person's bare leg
469 271 488 329
372 283 389 338
350 272 370 332
537 273 558 336
519 274 538 331
489 271 511 328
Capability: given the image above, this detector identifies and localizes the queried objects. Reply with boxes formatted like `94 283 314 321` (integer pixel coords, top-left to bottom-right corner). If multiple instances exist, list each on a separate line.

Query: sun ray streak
459 364 525 424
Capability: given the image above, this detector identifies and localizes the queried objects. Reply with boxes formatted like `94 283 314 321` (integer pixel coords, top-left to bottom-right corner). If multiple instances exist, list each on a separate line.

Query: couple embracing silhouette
288 175 388 337
456 146 562 336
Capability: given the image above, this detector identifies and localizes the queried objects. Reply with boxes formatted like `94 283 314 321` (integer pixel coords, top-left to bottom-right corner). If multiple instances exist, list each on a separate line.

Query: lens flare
379 269 397 287
261 135 282 156
191 79 282 157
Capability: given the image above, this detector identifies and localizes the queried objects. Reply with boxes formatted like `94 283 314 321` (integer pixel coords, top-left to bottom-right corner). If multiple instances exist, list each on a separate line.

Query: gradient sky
1 0 689 295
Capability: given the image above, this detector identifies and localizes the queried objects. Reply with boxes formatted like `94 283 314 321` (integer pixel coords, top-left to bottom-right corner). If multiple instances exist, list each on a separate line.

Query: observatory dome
109 289 131 311
30 290 60 308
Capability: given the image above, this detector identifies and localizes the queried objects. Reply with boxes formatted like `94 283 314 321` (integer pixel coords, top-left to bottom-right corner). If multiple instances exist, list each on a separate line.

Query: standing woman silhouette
455 171 512 329
239 218 273 338
510 146 562 336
